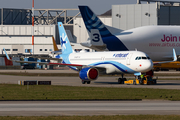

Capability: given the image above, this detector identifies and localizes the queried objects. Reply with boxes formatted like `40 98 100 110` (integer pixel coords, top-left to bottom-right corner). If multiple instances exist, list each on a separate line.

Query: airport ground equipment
18 80 51 85
124 76 157 85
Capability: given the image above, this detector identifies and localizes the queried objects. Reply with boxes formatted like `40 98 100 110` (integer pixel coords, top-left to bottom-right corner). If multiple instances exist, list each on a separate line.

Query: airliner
4 22 176 84
79 6 180 61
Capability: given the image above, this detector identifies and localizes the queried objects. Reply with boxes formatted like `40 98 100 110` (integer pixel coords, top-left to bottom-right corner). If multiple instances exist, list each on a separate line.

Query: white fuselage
68 51 153 74
117 25 180 61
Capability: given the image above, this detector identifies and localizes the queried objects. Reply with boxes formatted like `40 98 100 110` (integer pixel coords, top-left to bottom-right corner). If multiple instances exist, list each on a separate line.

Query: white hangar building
1 0 180 56
0 25 55 55
0 8 85 56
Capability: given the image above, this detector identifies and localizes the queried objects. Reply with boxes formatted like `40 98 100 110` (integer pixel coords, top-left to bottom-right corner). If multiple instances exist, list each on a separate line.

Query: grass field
0 84 180 100
0 115 180 120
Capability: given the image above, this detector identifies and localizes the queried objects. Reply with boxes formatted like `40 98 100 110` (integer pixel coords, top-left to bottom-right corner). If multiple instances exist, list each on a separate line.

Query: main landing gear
118 74 127 84
82 80 91 84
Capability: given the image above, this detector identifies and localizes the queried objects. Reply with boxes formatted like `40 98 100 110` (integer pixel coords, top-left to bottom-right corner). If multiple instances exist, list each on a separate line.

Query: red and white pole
32 0 34 55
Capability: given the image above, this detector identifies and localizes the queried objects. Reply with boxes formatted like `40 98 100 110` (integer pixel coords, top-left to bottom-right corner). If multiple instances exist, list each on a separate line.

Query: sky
0 0 137 15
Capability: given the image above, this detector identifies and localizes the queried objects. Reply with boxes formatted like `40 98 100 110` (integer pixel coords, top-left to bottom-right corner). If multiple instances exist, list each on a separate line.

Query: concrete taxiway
0 101 180 116
0 73 180 89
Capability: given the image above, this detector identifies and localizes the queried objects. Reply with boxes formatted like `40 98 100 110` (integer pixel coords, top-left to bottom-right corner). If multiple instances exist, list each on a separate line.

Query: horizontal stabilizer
80 42 107 51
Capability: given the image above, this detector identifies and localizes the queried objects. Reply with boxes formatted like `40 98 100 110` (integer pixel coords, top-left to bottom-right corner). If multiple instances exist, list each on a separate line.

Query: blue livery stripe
90 61 136 73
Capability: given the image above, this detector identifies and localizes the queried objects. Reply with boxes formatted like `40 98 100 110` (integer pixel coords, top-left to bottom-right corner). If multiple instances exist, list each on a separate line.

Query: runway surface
0 101 180 116
0 72 180 89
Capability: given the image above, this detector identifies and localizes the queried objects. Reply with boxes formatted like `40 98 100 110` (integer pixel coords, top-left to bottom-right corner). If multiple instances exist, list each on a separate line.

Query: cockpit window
135 56 151 60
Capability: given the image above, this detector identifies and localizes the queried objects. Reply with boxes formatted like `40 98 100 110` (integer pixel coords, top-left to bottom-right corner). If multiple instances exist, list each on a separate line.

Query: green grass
0 84 180 100
0 115 180 120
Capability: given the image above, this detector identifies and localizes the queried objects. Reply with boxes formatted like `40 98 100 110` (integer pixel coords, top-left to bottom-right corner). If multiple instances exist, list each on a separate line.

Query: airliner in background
79 6 180 61
4 22 177 84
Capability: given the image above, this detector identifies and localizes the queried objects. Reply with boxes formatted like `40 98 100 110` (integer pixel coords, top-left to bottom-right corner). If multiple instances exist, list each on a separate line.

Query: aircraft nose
138 60 153 72
144 60 153 71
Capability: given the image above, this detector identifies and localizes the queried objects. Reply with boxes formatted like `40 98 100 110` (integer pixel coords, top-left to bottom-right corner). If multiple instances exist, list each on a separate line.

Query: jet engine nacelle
79 67 99 80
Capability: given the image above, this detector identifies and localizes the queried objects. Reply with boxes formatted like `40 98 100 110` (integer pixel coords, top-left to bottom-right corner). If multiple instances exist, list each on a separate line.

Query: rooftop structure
0 8 80 25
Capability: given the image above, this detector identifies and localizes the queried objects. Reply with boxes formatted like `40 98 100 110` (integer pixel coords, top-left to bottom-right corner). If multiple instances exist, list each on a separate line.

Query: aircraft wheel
122 78 127 84
87 81 91 84
133 80 136 85
118 78 122 84
82 81 86 84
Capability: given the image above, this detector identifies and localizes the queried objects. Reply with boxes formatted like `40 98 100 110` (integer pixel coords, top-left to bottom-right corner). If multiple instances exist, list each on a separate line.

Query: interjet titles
113 53 129 58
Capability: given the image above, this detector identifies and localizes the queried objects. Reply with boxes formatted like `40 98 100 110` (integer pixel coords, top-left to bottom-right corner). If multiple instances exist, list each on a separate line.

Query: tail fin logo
79 6 128 51
60 33 68 50
58 22 73 54
79 6 111 38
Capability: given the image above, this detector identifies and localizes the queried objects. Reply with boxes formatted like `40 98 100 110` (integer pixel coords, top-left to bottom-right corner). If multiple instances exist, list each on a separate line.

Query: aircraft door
101 57 105 61
126 53 133 65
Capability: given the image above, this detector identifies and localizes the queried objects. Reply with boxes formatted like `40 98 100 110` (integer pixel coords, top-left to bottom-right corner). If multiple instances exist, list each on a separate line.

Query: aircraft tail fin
78 6 128 51
78 6 112 38
52 36 59 51
58 22 73 54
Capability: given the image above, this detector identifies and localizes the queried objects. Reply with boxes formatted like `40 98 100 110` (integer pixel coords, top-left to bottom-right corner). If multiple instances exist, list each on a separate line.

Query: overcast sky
0 0 137 14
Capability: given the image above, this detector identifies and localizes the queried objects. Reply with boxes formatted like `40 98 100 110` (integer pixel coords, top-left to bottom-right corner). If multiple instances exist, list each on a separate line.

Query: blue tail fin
78 6 112 38
78 6 128 51
58 22 73 54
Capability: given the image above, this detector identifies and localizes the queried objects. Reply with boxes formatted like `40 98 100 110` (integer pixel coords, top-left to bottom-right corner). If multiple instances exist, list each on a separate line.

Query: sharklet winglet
3 48 11 60
173 48 177 61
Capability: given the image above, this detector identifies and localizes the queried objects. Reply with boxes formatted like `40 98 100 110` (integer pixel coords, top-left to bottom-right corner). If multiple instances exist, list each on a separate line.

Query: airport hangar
0 0 180 67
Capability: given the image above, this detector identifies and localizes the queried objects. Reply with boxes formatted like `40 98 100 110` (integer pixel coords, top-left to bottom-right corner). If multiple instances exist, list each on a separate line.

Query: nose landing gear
118 74 127 84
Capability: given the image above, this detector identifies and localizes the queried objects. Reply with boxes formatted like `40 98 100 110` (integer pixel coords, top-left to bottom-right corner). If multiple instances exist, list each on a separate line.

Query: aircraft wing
50 51 62 54
153 49 177 65
3 48 63 65
80 42 107 51
28 56 62 61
